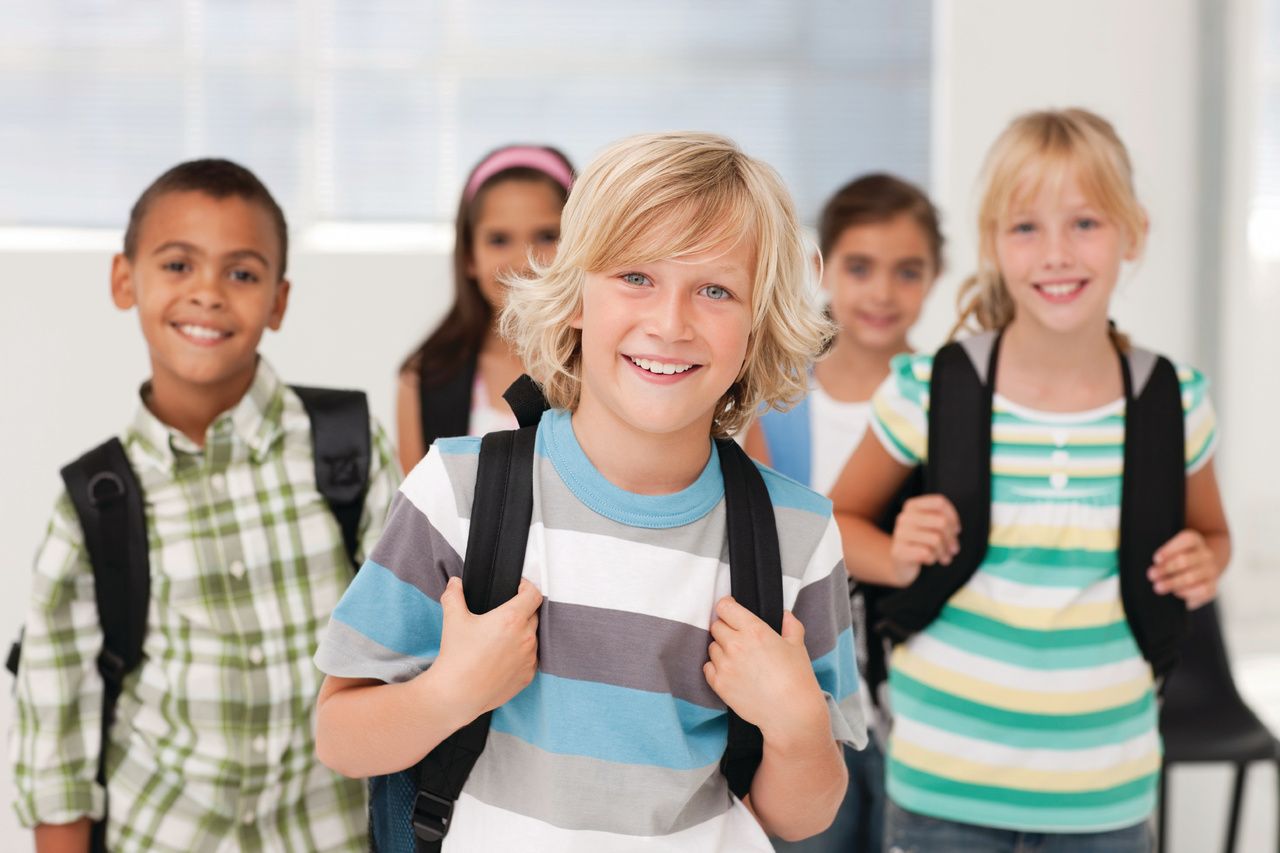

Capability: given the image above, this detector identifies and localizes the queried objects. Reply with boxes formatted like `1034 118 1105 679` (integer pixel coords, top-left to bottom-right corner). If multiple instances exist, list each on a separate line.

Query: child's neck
570 402 713 496
145 365 257 448
997 318 1122 411
814 332 909 403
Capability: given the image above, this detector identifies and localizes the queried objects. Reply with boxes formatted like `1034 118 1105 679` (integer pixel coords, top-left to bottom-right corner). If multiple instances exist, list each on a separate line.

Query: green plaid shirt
10 360 400 852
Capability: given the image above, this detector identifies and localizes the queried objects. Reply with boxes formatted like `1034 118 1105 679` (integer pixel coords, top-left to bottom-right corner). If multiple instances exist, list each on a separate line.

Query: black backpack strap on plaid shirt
411 422 538 851
715 437 784 799
291 385 371 570
58 438 150 853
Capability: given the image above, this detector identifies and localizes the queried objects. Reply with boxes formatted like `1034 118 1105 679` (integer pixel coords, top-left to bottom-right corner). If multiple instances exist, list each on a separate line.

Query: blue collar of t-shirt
538 408 724 529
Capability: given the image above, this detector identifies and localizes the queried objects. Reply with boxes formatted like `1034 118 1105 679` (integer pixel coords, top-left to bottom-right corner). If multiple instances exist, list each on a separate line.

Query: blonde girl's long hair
950 108 1148 350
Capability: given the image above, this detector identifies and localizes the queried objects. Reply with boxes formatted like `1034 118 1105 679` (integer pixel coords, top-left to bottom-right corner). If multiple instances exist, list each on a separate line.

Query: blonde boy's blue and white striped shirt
870 352 1216 834
316 408 867 852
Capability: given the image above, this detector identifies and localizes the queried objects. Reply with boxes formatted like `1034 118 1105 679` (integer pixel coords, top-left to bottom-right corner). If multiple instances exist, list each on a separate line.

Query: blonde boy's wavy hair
952 108 1148 350
500 131 833 437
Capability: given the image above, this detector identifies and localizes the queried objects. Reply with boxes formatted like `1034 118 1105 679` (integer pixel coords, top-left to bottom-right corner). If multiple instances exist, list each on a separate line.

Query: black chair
1158 601 1280 853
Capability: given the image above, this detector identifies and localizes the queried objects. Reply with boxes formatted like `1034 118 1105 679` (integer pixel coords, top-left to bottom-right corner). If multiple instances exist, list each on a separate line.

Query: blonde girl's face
994 167 1140 339
822 213 935 352
468 179 564 312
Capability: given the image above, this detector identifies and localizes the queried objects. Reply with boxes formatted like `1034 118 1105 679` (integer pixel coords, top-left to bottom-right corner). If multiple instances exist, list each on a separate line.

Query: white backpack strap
1126 346 1160 398
958 330 1000 386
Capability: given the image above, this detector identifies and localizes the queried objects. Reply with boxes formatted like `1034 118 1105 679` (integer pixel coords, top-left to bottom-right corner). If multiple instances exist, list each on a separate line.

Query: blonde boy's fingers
707 641 726 668
708 618 735 644
714 596 754 630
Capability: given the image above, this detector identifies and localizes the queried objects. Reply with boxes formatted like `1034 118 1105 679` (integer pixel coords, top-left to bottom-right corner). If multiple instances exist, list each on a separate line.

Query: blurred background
0 0 1276 848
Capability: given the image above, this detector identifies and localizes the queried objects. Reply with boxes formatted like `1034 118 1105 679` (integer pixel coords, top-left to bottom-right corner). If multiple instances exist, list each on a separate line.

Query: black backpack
389 376 785 853
7 386 372 853
418 353 479 450
873 330 1189 680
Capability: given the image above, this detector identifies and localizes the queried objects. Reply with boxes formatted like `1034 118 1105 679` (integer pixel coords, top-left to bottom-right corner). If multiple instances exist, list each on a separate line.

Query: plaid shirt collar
128 358 287 473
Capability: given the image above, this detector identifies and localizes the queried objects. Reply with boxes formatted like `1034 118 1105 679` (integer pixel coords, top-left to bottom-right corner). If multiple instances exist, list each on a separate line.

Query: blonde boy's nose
648 290 695 341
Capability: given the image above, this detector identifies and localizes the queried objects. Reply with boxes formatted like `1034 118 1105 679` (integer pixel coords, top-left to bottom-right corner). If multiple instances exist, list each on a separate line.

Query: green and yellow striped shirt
870 351 1216 833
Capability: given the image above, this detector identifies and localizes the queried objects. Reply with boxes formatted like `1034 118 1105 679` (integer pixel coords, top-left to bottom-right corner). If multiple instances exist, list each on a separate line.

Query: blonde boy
314 132 866 851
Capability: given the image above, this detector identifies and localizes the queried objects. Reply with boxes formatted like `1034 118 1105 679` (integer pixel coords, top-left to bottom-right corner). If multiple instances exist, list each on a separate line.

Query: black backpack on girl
872 330 1189 681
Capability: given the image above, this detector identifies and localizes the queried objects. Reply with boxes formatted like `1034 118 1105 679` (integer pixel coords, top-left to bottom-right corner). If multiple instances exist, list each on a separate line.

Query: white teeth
1040 282 1083 297
178 324 226 340
630 356 694 375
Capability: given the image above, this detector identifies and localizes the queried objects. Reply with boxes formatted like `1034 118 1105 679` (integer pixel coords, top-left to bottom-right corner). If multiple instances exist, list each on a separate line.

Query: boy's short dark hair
123 158 290 277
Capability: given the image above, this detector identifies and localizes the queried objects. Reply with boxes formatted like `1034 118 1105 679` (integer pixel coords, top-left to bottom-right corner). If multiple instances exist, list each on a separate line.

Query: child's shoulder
751 460 833 519
878 350 934 404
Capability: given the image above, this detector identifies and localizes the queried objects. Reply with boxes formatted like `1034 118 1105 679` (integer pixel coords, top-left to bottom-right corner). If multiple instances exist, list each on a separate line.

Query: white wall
1 0 1275 847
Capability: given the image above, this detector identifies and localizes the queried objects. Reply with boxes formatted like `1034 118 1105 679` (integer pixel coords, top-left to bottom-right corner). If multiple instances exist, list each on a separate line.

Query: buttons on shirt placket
1050 430 1070 490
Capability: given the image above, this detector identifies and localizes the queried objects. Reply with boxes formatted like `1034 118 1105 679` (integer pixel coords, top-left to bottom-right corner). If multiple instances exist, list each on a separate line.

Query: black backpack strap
1118 352 1187 679
503 374 551 428
291 386 371 570
59 438 150 853
878 335 999 641
419 354 479 450
715 438 783 799
411 423 538 851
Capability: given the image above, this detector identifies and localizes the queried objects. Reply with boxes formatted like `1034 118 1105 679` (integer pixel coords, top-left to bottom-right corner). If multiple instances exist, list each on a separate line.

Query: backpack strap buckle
411 790 454 843
87 471 126 508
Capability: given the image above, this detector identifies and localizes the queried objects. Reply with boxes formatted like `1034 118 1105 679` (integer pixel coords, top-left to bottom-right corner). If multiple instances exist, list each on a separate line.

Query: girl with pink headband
397 144 575 471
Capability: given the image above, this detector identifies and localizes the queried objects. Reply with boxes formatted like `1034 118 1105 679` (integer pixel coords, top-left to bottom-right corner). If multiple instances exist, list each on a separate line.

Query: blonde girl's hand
890 494 961 582
703 598 828 742
1149 529 1221 610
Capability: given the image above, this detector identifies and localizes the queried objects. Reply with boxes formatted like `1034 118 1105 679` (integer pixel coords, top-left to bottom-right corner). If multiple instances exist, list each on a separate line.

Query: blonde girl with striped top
828 108 1230 852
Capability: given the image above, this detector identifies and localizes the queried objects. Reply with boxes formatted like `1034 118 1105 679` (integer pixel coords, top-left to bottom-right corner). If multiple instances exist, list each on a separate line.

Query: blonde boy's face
571 234 755 444
110 190 289 405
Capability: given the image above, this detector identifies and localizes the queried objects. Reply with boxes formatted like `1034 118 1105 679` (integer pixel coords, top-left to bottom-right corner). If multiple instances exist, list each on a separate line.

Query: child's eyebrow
151 240 203 257
225 248 272 267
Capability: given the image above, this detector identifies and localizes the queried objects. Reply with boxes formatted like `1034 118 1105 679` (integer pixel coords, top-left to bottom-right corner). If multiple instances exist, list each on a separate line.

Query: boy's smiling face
572 235 755 445
111 190 289 415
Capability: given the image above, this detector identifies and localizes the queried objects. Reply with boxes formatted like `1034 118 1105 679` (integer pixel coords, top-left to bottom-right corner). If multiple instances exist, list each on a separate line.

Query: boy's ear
267 278 291 332
110 253 136 309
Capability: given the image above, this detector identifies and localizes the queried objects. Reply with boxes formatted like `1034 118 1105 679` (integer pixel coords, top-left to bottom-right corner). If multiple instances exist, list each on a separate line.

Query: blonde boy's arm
316 578 542 778
828 433 917 586
746 701 846 841
34 818 91 853
315 671 475 778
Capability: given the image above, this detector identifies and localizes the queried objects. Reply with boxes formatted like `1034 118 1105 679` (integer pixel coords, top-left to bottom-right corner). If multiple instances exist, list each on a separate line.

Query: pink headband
464 146 574 202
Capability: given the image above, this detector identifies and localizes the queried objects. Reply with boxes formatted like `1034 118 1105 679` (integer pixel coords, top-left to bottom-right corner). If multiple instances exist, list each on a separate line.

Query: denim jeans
773 739 887 853
883 801 1153 853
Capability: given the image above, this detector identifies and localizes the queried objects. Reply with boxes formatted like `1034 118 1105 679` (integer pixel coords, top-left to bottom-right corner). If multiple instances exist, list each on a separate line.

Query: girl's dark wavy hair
401 146 575 386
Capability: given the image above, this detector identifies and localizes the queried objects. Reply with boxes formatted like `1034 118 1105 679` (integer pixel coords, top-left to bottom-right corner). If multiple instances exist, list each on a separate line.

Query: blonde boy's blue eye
702 284 730 301
621 272 650 286
1076 217 1100 231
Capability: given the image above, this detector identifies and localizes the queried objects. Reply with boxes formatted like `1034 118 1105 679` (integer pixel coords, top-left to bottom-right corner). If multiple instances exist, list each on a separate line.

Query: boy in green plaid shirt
9 160 399 852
